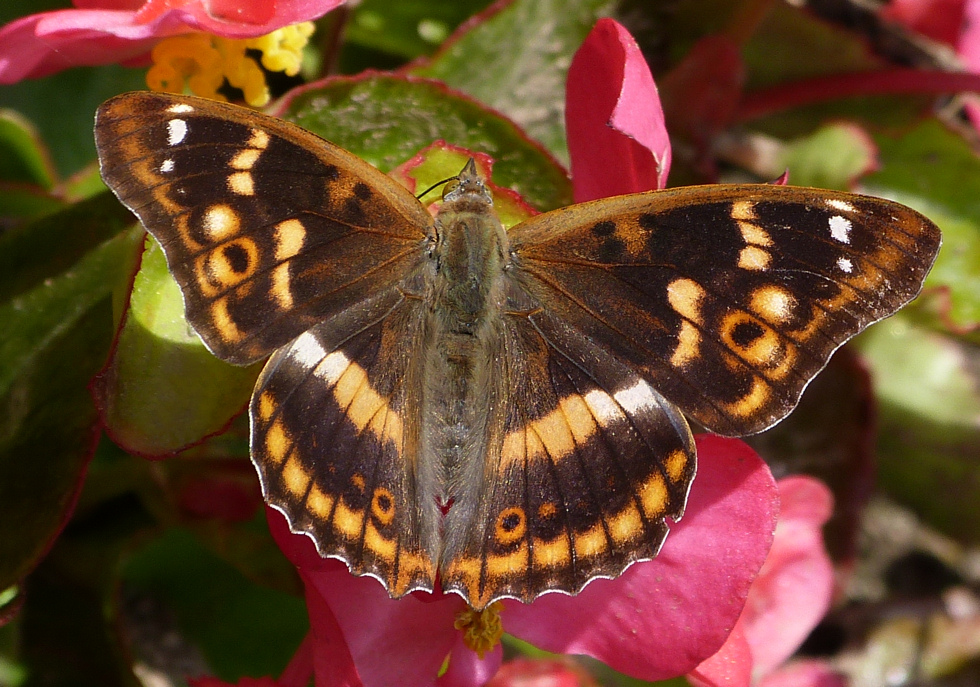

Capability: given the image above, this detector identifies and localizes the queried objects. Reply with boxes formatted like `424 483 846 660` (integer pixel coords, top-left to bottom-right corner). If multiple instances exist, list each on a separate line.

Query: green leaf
0 218 142 589
394 144 536 228
344 0 494 60
741 1 887 87
0 223 141 401
0 109 56 188
64 162 112 203
776 122 877 190
0 191 136 304
857 315 980 543
410 0 615 162
179 484 303 597
747 348 874 562
279 73 572 210
122 527 307 680
0 64 147 179
0 0 64 25
92 238 261 456
865 120 980 332
0 182 65 224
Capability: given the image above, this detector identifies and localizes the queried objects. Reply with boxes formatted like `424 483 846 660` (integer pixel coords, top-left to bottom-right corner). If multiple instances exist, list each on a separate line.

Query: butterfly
94 91 941 610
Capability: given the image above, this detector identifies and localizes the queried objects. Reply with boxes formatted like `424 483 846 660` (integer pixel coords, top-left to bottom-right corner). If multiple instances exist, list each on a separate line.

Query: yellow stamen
247 22 315 77
454 602 504 659
146 22 315 107
147 34 224 99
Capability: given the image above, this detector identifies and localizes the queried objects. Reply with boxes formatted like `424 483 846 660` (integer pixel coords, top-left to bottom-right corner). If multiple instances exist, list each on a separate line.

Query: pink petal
301 572 363 687
757 660 846 687
691 477 834 686
279 633 315 687
0 11 159 83
306 570 464 687
269 508 466 687
566 18 670 202
188 676 279 687
437 636 502 687
0 0 343 83
504 436 779 681
74 0 145 10
958 0 980 131
959 0 980 63
35 9 183 38
134 0 343 38
881 0 965 45
485 659 597 687
741 477 834 679
686 623 752 687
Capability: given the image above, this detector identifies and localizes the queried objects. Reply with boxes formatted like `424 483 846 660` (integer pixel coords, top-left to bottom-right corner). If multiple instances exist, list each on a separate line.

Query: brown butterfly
95 91 940 610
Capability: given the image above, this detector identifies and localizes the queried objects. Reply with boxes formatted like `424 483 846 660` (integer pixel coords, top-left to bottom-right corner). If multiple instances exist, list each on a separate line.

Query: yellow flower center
454 602 504 659
146 22 315 107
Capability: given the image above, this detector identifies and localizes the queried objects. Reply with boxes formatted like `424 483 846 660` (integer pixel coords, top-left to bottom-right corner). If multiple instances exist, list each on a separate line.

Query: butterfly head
442 158 493 209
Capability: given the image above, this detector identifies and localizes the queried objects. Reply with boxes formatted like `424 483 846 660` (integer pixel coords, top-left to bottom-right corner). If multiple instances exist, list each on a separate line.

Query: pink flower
565 17 671 200
190 678 280 687
271 435 779 686
881 0 966 45
0 0 342 84
689 477 841 687
188 635 313 687
484 658 597 687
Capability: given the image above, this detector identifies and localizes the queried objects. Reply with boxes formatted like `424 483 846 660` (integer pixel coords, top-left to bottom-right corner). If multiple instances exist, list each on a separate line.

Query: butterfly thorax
429 163 509 338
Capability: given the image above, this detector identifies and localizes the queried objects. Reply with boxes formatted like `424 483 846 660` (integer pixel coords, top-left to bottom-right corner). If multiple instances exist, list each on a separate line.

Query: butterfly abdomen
417 164 513 540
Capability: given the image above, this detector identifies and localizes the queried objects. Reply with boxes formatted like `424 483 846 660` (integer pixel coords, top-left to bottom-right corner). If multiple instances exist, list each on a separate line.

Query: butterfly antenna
416 175 459 200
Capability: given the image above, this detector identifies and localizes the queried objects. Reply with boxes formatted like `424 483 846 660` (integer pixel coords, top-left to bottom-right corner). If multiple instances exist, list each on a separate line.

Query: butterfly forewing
509 185 941 436
95 92 434 365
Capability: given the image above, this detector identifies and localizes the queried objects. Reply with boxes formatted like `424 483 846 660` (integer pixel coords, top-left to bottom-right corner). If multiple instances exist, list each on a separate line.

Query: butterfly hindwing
95 92 434 365
440 296 695 608
510 185 941 436
251 287 439 597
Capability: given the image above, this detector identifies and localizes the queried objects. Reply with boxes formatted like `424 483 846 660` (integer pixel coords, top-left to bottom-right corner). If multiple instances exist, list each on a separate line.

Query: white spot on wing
825 198 855 213
167 119 188 146
291 332 326 369
315 350 350 386
160 159 175 173
614 379 658 414
829 215 851 243
582 389 619 424
837 257 854 273
167 103 195 114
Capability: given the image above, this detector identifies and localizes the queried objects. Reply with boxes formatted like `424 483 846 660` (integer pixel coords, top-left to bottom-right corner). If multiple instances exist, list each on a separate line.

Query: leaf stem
736 69 980 122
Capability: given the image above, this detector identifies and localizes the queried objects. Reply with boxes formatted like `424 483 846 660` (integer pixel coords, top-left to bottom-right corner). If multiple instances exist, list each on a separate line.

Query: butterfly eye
442 179 461 200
